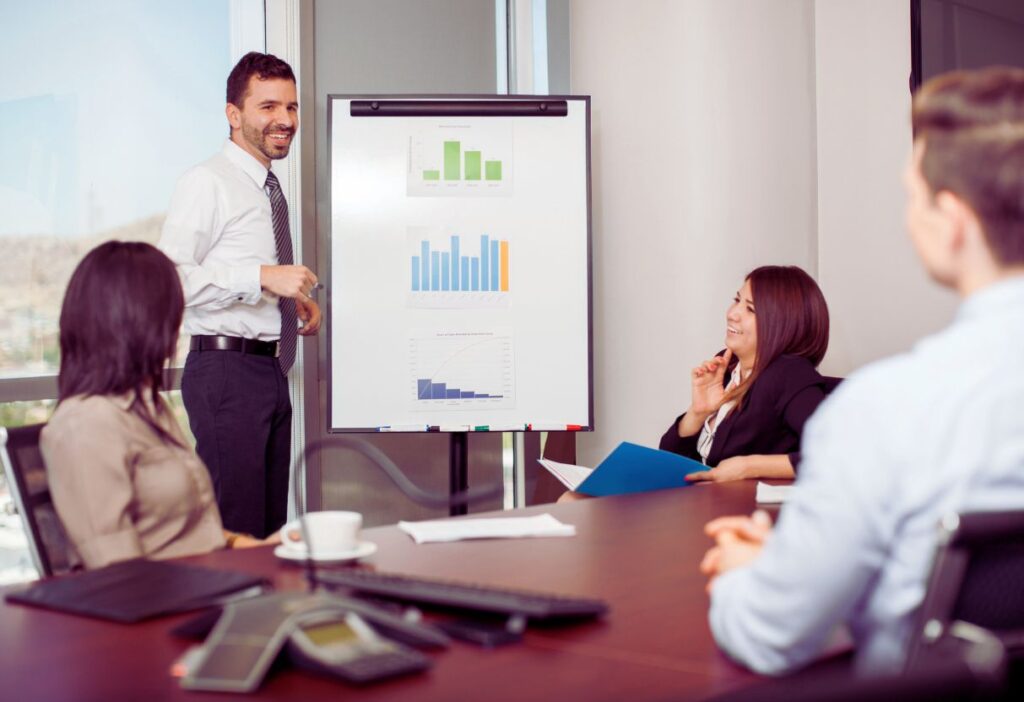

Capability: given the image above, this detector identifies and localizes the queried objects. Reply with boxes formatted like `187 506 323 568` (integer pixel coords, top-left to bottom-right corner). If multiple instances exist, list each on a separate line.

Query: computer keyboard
319 569 609 620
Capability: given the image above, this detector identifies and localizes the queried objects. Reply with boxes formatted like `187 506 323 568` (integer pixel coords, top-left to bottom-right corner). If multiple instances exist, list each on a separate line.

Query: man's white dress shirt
159 139 282 341
710 276 1024 675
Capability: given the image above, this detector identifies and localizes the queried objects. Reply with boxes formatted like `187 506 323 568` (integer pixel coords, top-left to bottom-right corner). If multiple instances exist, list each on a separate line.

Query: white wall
814 0 957 376
571 0 818 465
571 0 958 466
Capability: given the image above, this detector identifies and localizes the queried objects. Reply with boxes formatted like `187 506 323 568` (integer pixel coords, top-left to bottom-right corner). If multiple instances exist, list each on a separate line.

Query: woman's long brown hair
721 265 830 410
57 241 185 446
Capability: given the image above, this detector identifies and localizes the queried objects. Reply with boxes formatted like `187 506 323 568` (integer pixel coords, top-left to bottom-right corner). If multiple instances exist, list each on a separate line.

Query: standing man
700 66 1024 674
159 52 320 538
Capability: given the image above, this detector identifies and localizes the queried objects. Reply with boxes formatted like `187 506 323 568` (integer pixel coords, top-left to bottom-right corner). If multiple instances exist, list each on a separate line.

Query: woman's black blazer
658 354 833 470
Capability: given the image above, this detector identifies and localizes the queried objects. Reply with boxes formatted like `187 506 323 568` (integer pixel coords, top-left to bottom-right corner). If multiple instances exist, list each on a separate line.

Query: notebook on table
5 558 268 623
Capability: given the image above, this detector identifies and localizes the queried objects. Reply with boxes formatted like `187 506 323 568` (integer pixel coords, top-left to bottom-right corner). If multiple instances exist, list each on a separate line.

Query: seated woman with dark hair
660 265 833 483
40 241 274 569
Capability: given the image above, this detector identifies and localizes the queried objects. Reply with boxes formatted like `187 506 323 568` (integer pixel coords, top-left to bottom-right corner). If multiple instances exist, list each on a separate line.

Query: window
0 0 265 583
0 0 264 384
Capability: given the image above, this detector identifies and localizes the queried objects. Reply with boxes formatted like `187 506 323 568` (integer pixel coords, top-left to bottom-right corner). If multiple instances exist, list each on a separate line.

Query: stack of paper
537 458 594 491
398 513 576 544
755 482 794 504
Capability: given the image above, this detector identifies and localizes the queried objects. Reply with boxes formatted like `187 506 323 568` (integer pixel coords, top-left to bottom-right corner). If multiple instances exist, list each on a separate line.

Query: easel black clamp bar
351 100 568 118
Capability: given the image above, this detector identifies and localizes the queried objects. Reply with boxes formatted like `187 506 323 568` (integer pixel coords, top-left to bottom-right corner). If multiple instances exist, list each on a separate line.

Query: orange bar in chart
500 241 510 292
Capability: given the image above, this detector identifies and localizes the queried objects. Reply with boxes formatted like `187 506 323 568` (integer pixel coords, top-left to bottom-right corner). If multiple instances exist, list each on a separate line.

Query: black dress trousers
181 349 291 538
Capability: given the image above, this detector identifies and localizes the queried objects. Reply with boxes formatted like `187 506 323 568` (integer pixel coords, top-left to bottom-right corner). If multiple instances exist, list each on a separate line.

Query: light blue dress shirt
709 275 1024 675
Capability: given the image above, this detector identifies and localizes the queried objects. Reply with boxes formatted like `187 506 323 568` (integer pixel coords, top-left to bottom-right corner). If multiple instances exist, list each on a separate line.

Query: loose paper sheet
398 513 576 544
537 458 594 491
755 482 794 504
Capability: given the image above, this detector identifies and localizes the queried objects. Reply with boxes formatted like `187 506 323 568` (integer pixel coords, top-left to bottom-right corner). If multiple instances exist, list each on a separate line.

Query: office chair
906 510 1024 670
0 424 79 577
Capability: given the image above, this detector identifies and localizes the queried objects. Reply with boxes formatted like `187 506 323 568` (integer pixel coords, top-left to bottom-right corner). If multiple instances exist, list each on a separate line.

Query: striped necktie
264 170 297 375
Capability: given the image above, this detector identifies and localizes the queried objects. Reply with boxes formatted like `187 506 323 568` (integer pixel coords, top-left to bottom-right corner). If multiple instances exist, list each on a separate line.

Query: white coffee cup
280 510 363 556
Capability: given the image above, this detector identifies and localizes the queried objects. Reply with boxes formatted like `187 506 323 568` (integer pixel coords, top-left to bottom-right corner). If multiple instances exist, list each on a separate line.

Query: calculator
287 610 432 684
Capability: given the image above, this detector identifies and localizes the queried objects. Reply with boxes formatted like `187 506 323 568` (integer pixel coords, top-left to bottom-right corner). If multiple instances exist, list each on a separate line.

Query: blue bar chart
416 379 501 400
411 235 509 293
408 229 510 309
408 331 515 409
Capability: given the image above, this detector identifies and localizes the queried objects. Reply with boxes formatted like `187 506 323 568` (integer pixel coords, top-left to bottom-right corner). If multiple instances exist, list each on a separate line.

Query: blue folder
576 442 705 497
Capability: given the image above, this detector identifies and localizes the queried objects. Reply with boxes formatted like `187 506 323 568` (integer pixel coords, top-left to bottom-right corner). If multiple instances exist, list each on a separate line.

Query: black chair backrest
906 510 1024 669
0 424 79 577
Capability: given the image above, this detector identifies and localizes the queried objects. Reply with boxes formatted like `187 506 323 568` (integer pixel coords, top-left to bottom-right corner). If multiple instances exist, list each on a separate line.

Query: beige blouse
41 394 226 569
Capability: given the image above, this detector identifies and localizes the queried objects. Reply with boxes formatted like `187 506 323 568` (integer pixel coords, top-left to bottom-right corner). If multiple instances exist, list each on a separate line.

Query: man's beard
242 121 293 161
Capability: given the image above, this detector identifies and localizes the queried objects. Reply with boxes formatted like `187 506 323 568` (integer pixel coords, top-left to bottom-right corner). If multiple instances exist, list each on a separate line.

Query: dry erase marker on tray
378 424 428 432
527 423 584 431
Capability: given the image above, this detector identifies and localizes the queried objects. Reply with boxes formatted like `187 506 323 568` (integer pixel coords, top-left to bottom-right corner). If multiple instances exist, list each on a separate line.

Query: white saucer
274 540 377 565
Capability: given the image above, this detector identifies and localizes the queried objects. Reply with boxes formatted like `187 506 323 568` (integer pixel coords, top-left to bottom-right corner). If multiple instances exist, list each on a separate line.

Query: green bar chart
444 141 461 180
407 122 513 197
465 151 481 180
438 141 499 182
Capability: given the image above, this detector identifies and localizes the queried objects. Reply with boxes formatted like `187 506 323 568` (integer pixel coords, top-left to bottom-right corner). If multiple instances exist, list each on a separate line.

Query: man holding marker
159 52 320 538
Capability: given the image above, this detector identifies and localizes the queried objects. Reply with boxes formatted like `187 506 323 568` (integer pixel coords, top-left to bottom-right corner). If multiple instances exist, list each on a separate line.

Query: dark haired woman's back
41 393 226 569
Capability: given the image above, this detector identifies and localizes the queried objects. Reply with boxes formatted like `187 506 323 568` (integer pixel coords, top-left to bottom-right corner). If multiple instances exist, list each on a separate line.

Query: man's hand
700 510 772 592
296 297 321 336
261 264 318 300
686 455 750 483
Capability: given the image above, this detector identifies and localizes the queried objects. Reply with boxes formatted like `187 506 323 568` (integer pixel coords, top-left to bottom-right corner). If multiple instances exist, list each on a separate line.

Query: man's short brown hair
912 66 1024 265
226 51 295 107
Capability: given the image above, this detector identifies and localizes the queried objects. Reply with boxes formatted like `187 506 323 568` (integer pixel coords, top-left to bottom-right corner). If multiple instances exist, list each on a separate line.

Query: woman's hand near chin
690 348 732 415
678 348 733 436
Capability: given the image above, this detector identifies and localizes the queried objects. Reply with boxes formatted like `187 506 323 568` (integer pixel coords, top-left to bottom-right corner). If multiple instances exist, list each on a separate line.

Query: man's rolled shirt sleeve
159 168 263 309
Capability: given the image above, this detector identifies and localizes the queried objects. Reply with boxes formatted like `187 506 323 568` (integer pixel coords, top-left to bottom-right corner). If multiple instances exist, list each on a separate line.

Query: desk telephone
180 592 441 693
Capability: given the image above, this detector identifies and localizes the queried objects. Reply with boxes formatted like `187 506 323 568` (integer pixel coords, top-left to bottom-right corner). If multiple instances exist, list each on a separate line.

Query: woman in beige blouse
41 241 276 569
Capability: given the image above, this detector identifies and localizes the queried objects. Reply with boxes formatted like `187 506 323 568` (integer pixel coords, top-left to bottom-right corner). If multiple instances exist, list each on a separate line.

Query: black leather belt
190 335 279 358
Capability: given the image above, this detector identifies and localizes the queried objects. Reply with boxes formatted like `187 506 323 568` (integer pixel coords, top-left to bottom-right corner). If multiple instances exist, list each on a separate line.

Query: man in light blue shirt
701 66 1024 675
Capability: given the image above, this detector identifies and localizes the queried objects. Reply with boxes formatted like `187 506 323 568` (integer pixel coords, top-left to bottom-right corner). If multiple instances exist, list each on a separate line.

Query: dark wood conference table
0 482 772 701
